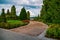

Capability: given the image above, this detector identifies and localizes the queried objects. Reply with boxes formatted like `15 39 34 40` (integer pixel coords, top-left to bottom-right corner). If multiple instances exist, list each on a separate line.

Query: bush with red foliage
22 20 30 23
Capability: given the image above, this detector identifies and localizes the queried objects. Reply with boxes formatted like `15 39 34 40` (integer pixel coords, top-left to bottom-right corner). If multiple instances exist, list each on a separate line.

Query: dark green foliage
27 11 30 20
6 9 11 20
40 0 60 23
11 5 17 20
40 0 60 39
46 24 60 39
0 5 29 29
0 8 6 22
19 7 27 20
0 16 2 22
7 9 10 15
11 5 16 15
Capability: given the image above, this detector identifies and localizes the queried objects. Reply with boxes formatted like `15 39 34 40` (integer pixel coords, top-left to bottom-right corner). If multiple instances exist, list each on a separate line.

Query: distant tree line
0 5 30 23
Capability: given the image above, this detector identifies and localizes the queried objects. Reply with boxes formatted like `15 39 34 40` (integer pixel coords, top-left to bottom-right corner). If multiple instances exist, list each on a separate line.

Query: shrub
40 0 60 23
22 20 30 23
0 20 28 29
0 22 9 29
46 24 60 39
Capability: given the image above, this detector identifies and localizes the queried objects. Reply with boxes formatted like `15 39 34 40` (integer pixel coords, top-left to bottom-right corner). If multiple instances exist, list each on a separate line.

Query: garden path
10 21 57 40
10 21 48 36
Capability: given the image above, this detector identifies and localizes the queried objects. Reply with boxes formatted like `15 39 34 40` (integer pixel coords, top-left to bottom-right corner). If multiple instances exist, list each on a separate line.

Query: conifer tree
27 11 30 20
19 7 27 20
11 5 16 15
1 8 6 22
11 5 17 19
7 9 10 15
6 9 11 20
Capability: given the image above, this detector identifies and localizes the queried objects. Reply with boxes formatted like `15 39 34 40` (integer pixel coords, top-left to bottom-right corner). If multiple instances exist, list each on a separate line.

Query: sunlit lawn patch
0 20 28 29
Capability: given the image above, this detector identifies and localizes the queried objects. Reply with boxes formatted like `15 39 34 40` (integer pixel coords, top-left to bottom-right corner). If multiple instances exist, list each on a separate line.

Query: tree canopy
19 7 27 20
40 0 60 23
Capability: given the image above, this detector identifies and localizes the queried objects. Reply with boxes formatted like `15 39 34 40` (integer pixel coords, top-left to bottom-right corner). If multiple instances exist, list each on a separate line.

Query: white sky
0 0 43 17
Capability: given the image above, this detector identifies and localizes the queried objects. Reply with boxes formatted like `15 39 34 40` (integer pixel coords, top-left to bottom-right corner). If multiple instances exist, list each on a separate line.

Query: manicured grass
46 24 60 39
0 20 28 29
7 20 24 25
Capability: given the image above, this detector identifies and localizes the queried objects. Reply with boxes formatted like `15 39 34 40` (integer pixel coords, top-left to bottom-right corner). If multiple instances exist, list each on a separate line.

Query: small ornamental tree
1 8 6 22
19 7 27 20
27 11 30 20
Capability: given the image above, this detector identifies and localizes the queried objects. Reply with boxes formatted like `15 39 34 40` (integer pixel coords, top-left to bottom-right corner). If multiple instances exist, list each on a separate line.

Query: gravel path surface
10 21 48 36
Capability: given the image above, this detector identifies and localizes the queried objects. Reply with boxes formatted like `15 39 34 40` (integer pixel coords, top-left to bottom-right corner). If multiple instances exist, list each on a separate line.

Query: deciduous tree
40 0 60 23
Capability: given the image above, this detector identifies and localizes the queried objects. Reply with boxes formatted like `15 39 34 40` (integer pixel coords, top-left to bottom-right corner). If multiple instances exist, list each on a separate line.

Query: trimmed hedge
46 24 60 39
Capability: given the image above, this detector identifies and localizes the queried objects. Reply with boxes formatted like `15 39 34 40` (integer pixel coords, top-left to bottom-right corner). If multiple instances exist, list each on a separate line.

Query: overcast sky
0 0 43 17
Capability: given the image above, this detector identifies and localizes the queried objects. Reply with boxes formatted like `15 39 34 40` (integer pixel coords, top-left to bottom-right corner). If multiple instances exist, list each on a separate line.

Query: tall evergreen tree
27 11 30 20
11 5 17 19
11 5 16 15
6 9 11 20
19 7 27 20
7 9 10 15
40 0 60 23
1 8 6 22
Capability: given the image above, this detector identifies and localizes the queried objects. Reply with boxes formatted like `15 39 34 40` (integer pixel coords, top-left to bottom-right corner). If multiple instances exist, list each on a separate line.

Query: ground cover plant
46 24 60 39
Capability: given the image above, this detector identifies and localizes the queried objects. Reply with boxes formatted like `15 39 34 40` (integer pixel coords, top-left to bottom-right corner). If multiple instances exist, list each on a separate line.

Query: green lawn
0 20 28 29
7 20 24 25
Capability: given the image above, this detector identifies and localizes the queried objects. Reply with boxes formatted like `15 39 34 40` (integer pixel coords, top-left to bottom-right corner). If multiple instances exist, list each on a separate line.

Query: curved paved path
0 28 39 40
10 21 57 40
37 28 57 40
0 21 57 40
10 21 48 36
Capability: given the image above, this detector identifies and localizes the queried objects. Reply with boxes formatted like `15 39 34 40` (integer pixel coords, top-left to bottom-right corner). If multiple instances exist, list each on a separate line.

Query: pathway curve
10 21 48 36
9 21 57 40
0 28 39 40
37 28 57 40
